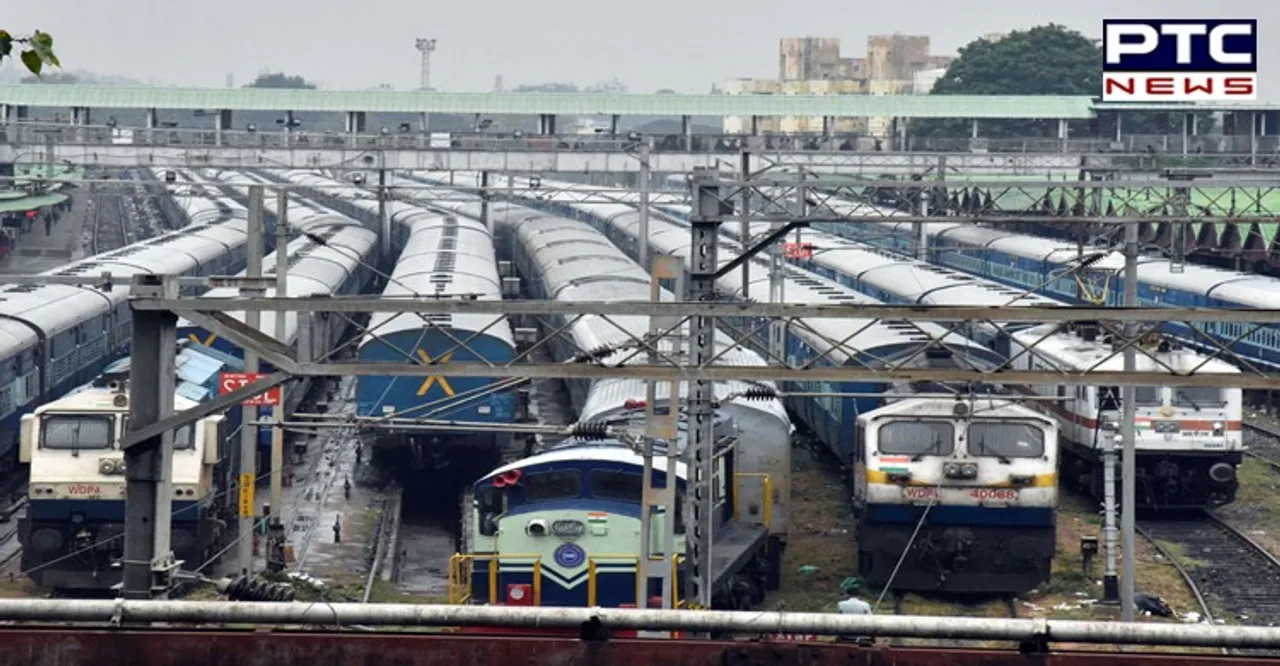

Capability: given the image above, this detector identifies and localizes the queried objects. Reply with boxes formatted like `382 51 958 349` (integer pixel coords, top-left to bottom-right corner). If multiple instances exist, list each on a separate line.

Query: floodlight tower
415 38 437 91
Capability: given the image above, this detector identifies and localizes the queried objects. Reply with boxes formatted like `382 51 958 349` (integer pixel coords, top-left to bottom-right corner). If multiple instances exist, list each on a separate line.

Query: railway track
1244 421 1280 472
1138 510 1280 628
90 191 128 255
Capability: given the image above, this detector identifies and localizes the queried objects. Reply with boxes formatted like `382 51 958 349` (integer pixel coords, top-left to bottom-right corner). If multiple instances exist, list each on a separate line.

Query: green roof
0 85 1098 118
0 192 67 214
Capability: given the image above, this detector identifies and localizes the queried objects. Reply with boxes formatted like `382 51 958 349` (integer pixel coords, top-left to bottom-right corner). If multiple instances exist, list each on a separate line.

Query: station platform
245 378 390 592
0 189 86 275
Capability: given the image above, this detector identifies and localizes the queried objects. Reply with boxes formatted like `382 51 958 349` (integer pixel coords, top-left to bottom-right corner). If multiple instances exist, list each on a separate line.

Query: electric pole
415 38 437 91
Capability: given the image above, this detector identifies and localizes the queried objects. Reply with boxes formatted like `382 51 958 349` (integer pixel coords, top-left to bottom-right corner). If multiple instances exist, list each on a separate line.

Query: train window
173 425 194 450
1173 387 1226 407
968 423 1044 459
41 415 113 450
1134 387 1162 405
877 421 954 456
520 470 581 502
590 470 641 502
1098 387 1121 411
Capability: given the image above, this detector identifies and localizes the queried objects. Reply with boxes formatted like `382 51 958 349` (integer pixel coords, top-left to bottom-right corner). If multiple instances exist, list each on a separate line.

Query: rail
1139 511 1280 632
4 600 1280 648
732 473 773 530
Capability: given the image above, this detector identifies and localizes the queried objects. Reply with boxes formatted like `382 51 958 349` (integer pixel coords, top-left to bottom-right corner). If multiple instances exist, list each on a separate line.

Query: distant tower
415 38 437 91
225 72 234 88
493 74 504 92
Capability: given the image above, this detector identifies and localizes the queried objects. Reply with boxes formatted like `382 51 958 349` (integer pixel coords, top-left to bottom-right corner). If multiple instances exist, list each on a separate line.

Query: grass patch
764 437 856 613
1217 458 1280 557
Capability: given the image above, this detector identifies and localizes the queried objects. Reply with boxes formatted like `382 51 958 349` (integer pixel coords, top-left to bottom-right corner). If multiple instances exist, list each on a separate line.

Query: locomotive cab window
120 418 194 450
968 422 1045 459
877 421 954 457
1135 387 1162 405
590 469 642 502
1173 387 1226 407
520 470 581 502
41 415 113 450
1098 387 1121 411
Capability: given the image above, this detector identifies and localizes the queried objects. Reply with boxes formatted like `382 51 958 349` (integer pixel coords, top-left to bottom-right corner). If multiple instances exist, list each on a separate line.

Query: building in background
726 34 955 138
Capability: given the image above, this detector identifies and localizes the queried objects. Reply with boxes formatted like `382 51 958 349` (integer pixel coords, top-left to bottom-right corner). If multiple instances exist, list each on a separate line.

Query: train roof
795 231 1064 308
482 444 689 483
1012 324 1241 374
512 214 789 427
605 208 1005 369
859 397 1056 424
99 342 244 403
180 221 377 342
366 210 513 346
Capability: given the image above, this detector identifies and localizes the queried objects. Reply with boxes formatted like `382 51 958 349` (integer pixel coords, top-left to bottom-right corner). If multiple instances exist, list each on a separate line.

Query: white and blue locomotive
18 342 241 590
450 206 791 609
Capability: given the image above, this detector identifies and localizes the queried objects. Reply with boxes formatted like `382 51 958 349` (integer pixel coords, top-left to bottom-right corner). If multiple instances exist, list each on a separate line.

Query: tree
911 25 1212 139
245 72 316 89
0 30 58 76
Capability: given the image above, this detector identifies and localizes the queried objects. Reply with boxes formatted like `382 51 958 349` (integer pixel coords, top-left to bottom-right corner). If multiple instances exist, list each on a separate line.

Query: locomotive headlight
1213 421 1225 437
1102 421 1120 432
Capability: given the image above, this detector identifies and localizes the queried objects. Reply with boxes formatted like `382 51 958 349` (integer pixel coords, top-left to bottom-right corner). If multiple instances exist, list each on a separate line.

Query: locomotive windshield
1173 387 1226 408
878 421 954 456
521 470 581 502
40 415 113 450
967 422 1044 459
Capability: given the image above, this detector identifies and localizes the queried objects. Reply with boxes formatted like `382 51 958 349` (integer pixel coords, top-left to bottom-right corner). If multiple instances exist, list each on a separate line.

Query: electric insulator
216 574 297 602
743 386 777 401
569 422 609 440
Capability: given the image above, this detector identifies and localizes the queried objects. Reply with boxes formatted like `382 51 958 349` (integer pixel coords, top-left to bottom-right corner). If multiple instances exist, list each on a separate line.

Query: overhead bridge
0 126 1087 175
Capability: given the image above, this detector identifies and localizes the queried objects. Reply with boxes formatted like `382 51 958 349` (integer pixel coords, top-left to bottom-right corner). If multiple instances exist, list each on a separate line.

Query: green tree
912 24 1211 139
0 30 58 75
245 72 316 89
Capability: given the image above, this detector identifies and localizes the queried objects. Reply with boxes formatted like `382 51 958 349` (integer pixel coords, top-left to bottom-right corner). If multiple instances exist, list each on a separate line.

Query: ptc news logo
1103 19 1257 101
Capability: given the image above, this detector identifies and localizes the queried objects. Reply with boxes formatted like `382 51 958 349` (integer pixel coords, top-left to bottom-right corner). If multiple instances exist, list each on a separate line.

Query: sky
3 0 1279 98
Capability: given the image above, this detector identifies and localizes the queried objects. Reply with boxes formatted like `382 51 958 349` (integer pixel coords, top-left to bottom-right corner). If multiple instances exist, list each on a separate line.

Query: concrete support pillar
610 114 620 136
1251 111 1258 165
419 111 429 132
215 109 232 146
1058 118 1069 152
1115 113 1123 143
681 115 692 151
750 115 760 136
538 114 557 135
971 118 979 138
146 108 158 144
345 111 367 134
822 116 832 138
1182 113 1191 156
71 106 90 142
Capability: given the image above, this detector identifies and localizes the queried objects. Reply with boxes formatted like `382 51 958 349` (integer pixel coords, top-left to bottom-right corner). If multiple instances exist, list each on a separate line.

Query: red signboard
219 372 282 406
784 242 814 260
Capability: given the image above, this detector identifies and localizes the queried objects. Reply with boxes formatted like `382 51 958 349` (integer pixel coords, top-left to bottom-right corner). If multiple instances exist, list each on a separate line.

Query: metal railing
586 554 641 607
4 599 1280 648
5 120 1280 159
732 473 773 530
447 553 543 605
